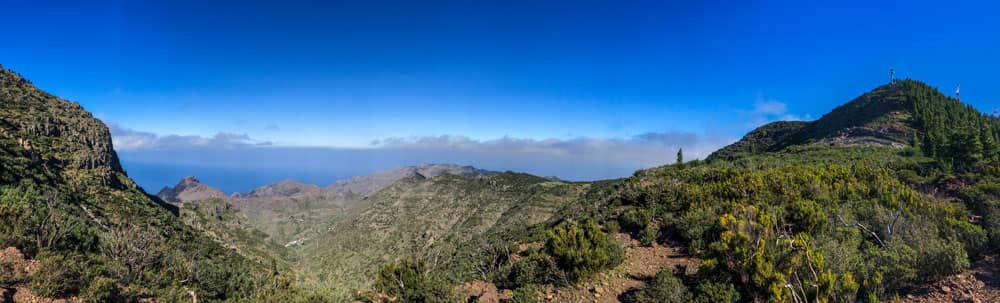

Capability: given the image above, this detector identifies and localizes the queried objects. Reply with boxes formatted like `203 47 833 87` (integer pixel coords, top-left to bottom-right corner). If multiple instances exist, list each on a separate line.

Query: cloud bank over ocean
110 124 734 193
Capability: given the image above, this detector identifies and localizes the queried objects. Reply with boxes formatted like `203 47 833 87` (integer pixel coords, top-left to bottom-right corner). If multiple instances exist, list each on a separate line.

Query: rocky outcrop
156 176 225 204
0 65 129 189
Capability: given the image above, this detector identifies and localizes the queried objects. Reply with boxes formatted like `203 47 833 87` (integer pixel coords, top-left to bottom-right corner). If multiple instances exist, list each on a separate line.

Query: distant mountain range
159 164 495 203
158 162 579 297
156 164 498 245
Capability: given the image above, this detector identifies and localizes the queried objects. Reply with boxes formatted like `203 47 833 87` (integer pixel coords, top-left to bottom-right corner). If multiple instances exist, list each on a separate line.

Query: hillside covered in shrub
3 62 999 303
0 66 323 302
368 80 1000 303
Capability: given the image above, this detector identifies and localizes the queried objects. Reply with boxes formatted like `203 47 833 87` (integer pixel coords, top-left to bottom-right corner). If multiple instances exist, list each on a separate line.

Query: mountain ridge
160 163 499 247
709 81 923 160
159 163 498 202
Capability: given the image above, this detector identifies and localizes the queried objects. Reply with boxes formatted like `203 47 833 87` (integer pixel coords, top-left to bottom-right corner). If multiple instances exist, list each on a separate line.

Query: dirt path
0 247 81 303
454 233 698 303
897 255 1000 303
541 233 698 303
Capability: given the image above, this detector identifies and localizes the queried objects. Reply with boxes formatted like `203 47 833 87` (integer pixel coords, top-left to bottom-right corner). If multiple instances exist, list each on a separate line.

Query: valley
2 65 1000 303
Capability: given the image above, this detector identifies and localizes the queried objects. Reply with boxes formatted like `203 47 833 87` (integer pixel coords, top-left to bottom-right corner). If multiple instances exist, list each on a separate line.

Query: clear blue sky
4 0 1000 191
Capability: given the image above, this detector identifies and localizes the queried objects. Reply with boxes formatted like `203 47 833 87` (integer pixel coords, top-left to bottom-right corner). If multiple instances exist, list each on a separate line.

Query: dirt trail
454 233 698 303
541 233 698 303
0 247 81 303
897 255 1000 303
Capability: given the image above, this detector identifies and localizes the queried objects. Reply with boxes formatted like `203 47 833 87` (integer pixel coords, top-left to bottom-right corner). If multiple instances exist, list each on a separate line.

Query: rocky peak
156 176 225 204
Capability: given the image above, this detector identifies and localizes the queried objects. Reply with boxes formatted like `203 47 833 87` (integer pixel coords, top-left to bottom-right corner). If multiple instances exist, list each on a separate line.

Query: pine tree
677 148 684 164
982 126 999 161
909 133 921 156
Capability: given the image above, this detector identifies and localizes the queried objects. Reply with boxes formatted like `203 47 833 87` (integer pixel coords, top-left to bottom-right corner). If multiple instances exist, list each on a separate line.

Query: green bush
692 281 740 303
544 220 624 283
604 220 621 234
788 199 827 233
29 250 86 298
630 267 690 303
81 276 119 303
675 206 718 252
509 284 539 303
619 208 652 232
947 217 988 258
0 257 25 287
638 224 659 247
496 250 567 288
374 258 456 303
917 238 970 282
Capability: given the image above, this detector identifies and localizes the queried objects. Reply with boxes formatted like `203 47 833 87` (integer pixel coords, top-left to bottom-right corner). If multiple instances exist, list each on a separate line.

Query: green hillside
710 80 1000 166
165 79 1000 303
297 172 592 299
0 66 318 302
367 80 1000 303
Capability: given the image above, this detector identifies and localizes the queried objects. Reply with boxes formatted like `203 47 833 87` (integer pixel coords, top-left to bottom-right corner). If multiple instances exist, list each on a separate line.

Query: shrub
0 257 25 287
630 267 690 303
509 284 539 303
29 250 86 298
619 208 652 232
374 258 456 303
916 238 970 282
81 276 119 303
544 220 624 283
788 199 827 233
947 217 988 258
675 206 718 252
638 225 659 247
692 281 740 303
604 220 621 234
496 250 567 288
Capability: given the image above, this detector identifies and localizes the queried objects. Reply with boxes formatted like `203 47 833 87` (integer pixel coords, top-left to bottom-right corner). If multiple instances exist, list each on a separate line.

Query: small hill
239 179 321 198
710 80 997 161
156 175 225 203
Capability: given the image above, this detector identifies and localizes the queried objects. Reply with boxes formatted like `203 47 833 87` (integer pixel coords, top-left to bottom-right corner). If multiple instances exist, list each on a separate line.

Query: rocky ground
0 247 80 303
454 232 699 303
897 255 1000 303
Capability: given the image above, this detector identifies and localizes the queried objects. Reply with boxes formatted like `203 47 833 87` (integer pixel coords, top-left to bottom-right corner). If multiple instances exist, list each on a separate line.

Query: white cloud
741 96 810 127
109 124 272 151
371 131 729 166
112 125 736 187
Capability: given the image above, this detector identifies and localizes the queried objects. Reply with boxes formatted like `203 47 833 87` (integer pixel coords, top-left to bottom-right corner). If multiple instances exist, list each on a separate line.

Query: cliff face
0 66 129 190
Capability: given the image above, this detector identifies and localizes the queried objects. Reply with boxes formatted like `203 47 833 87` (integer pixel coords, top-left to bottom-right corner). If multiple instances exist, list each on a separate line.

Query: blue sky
4 0 1000 192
